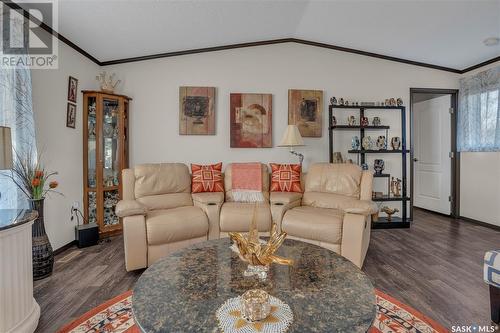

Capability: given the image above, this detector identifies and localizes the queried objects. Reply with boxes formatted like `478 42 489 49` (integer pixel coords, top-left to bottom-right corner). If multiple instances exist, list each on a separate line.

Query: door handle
413 158 419 162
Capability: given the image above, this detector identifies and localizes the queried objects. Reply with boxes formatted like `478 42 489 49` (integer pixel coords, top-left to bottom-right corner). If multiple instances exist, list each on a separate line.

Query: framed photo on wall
288 89 323 137
66 103 76 128
68 76 78 103
230 93 272 148
179 86 216 135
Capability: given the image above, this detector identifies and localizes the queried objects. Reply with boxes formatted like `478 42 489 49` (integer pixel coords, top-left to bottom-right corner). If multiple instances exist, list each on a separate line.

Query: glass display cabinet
82 90 131 237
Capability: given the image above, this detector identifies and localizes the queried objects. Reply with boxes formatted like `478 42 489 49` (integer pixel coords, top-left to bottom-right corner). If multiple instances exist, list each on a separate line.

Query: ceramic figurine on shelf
351 136 360 150
362 136 373 150
339 98 344 106
381 206 399 221
332 152 343 163
391 137 401 150
348 115 356 126
389 98 396 106
330 97 337 105
390 177 402 197
88 122 96 138
372 116 381 126
360 116 369 127
397 98 403 106
345 100 349 106
385 99 390 106
376 135 387 150
331 116 337 126
374 159 385 175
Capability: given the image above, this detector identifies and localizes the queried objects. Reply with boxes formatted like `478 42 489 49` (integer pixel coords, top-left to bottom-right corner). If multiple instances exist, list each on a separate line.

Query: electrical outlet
72 201 80 211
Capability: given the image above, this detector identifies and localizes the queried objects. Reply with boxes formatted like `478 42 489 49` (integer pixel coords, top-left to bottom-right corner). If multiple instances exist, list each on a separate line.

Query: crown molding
3 0 497 74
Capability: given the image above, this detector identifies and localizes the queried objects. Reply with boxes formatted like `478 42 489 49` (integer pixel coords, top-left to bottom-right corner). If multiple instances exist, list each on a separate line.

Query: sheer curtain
0 9 37 209
457 66 500 152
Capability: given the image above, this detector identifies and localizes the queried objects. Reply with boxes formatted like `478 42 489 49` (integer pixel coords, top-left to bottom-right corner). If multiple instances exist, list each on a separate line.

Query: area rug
58 289 449 333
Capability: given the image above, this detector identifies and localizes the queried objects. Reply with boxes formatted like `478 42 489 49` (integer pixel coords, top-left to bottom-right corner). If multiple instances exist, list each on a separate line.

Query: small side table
0 209 40 333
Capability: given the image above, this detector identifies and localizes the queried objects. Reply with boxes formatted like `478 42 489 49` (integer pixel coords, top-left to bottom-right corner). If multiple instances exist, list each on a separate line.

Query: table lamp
278 125 305 165
0 126 13 201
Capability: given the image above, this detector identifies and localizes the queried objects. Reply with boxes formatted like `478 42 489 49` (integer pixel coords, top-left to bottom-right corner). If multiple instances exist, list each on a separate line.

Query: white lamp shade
278 125 305 147
0 126 13 170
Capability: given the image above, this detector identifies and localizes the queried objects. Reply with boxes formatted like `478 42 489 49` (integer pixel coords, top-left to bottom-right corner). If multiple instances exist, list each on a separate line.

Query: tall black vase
29 198 54 280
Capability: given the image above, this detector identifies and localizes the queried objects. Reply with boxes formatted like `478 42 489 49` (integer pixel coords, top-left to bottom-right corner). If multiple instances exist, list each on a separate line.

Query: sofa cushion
224 163 270 202
282 206 343 244
305 163 362 198
137 193 193 211
270 163 302 193
191 163 224 193
146 206 208 245
220 202 272 232
135 163 191 198
302 191 377 214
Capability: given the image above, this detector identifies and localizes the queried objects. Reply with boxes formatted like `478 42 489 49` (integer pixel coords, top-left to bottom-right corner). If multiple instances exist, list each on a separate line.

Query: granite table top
0 209 37 232
132 238 376 333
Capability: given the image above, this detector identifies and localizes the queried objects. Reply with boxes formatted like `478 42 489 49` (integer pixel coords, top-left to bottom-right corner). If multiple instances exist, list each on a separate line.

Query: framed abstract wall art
179 86 216 135
288 89 323 137
230 93 272 148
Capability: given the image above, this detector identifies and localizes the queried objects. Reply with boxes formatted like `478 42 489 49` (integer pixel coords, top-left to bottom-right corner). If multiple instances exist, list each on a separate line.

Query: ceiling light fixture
483 37 500 46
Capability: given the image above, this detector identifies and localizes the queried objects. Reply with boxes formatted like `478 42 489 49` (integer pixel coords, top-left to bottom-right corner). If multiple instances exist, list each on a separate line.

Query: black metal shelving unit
328 104 411 229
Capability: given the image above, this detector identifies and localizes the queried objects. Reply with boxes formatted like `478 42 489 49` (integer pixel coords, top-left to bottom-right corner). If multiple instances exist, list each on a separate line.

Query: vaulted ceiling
25 0 500 70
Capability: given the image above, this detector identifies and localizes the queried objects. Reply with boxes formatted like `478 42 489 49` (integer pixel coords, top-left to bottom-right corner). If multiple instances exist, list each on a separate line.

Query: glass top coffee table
132 238 376 332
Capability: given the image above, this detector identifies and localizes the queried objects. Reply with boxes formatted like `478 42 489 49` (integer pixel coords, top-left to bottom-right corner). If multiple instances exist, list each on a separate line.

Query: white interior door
413 95 451 215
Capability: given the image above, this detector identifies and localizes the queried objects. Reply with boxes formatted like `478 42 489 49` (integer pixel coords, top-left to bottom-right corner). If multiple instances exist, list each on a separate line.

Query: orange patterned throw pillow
270 163 302 193
191 163 224 193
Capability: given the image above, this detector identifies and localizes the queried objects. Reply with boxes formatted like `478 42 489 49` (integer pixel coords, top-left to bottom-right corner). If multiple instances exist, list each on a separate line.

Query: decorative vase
391 137 401 150
351 136 360 150
29 198 54 280
374 159 385 175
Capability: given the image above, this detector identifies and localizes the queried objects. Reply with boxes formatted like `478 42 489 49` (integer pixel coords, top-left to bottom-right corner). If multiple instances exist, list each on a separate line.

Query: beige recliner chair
116 163 209 271
279 163 376 268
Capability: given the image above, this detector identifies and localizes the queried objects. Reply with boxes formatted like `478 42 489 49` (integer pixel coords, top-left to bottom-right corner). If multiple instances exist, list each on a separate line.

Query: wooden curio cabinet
82 90 131 237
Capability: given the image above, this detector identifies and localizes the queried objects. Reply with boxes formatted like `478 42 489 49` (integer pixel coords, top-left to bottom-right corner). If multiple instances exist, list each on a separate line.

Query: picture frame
66 103 76 128
68 76 78 103
230 93 272 148
288 89 323 137
179 86 216 135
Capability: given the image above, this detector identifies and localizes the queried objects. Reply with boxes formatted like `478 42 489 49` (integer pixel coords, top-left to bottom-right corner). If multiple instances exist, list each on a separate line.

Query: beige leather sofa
280 163 376 267
117 162 375 271
116 163 209 271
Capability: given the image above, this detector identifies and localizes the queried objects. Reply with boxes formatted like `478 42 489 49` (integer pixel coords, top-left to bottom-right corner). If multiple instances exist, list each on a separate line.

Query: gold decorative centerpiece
229 207 293 279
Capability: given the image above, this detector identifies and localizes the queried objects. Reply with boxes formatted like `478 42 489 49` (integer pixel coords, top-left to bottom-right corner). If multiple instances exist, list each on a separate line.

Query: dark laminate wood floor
34 209 499 332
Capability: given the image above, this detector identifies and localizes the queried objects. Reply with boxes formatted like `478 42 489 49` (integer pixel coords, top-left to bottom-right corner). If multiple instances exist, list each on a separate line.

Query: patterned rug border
57 289 450 333
372 290 449 333
58 290 135 333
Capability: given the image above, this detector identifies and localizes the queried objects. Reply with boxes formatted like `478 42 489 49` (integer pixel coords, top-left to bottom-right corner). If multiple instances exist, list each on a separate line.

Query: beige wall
30 41 499 250
105 43 459 219
31 33 99 250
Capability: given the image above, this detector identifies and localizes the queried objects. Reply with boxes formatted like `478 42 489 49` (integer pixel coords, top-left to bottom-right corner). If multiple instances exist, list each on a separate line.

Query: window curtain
0 8 37 209
457 66 500 152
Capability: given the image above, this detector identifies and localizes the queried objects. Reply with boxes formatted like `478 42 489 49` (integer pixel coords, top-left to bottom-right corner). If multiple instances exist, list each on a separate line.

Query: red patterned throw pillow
191 163 224 193
270 163 302 193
